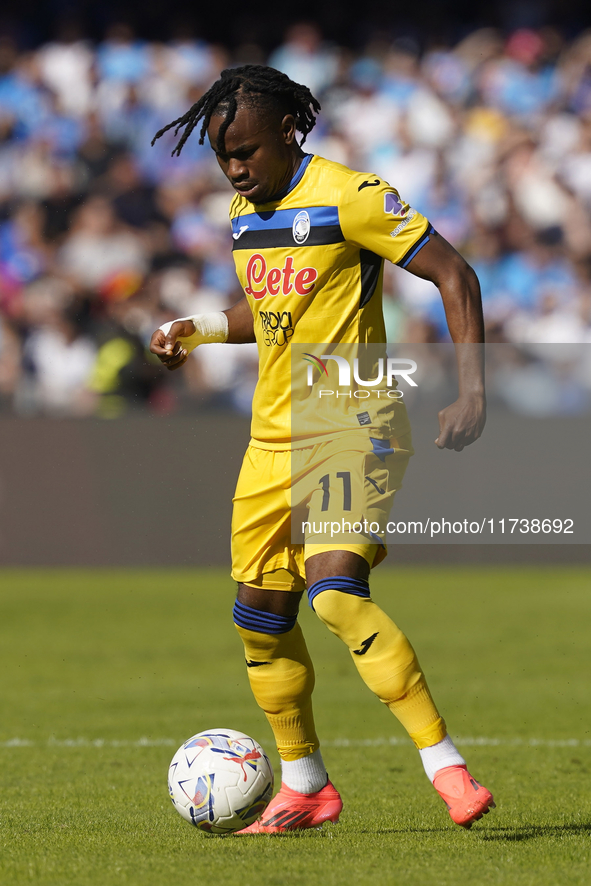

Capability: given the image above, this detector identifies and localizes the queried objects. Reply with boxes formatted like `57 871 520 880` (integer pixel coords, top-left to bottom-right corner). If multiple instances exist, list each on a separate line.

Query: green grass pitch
0 567 590 886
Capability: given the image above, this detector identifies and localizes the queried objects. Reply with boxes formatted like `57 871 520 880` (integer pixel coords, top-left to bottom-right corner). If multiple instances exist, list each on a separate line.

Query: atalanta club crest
292 210 311 244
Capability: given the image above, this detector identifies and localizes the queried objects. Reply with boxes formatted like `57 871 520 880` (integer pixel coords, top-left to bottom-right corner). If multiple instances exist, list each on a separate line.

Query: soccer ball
168 728 274 835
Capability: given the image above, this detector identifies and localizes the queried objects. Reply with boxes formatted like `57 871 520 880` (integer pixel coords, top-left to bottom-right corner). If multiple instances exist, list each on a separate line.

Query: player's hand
149 320 196 371
435 393 486 451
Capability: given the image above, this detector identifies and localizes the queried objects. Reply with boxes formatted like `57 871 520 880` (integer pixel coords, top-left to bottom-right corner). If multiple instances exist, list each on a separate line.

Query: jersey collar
270 153 313 202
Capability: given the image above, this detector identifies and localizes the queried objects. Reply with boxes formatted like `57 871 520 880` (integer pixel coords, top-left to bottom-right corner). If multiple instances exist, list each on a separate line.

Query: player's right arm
150 296 255 371
340 173 485 451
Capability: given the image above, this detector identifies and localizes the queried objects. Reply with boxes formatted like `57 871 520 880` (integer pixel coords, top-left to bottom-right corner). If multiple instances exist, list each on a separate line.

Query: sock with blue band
308 575 370 609
233 599 297 634
309 579 446 749
233 600 321 766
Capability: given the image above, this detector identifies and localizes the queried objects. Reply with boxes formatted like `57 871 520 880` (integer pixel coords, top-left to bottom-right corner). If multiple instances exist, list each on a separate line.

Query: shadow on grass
223 821 591 840
476 823 591 842
357 822 591 840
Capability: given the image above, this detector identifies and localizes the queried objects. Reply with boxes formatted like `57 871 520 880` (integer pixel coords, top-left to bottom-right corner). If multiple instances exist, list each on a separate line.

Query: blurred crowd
1 21 591 417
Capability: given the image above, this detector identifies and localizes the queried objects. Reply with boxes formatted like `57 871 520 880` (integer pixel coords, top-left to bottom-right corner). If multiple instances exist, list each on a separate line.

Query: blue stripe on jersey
397 223 435 269
231 204 339 236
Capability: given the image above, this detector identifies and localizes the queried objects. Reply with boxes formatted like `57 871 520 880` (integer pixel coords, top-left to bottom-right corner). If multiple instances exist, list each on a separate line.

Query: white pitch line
0 737 176 748
325 737 591 748
1 737 590 749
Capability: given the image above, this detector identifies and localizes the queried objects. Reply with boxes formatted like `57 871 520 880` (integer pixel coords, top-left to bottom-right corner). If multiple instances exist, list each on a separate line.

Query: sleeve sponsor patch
384 192 404 217
390 208 416 238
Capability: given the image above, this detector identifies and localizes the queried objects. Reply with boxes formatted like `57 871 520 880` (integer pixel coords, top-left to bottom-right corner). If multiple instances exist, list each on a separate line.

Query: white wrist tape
159 312 229 354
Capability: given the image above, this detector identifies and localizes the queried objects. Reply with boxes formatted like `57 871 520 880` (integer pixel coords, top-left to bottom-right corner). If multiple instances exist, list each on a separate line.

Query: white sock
419 735 466 783
281 748 328 794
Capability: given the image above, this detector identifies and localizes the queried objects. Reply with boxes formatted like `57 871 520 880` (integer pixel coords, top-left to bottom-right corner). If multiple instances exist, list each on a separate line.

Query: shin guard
233 600 319 761
309 579 446 748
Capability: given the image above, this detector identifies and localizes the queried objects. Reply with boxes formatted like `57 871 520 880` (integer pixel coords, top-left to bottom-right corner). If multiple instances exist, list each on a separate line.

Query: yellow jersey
229 154 432 448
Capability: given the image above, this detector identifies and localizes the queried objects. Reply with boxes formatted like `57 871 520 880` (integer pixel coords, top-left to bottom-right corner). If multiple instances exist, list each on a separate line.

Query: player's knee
312 588 370 637
308 577 371 639
233 599 297 637
233 599 297 662
308 575 370 612
309 579 416 664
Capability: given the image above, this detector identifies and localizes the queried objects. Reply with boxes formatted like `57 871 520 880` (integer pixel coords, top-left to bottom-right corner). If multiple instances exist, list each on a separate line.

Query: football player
150 66 493 833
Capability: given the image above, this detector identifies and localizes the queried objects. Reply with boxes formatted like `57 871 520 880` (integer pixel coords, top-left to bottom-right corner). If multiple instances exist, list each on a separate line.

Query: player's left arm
340 175 485 452
405 232 485 452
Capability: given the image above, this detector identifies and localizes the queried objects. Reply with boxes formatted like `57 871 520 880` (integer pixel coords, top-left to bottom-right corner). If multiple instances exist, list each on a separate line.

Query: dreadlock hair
151 65 321 157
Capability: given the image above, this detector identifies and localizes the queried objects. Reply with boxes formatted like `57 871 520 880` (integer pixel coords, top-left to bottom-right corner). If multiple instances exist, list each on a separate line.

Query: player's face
208 105 300 204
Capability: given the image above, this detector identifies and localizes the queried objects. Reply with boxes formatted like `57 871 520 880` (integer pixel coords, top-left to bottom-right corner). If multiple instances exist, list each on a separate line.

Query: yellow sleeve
339 173 432 267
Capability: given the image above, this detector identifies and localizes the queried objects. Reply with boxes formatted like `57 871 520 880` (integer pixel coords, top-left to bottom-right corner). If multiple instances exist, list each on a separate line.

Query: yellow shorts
231 432 413 592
